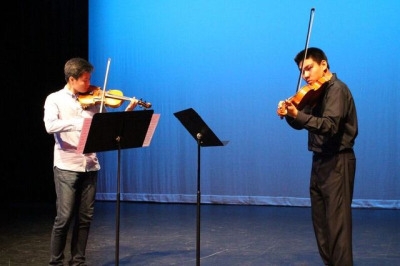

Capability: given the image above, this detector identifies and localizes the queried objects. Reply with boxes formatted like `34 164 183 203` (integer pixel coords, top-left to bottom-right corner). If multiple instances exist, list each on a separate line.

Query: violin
78 85 152 109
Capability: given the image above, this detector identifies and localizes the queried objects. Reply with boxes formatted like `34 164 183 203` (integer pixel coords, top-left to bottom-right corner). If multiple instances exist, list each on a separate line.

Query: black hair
294 47 330 69
64 57 94 82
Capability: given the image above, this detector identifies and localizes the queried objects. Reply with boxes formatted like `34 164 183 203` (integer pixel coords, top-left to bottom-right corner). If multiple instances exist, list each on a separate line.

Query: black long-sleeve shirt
286 73 358 154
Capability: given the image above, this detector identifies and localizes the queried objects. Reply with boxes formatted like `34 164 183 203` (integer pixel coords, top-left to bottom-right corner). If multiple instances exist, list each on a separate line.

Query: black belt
313 148 353 156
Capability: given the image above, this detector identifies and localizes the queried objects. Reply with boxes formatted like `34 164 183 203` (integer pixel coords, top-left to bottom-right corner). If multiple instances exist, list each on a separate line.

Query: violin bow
296 8 315 93
100 58 112 113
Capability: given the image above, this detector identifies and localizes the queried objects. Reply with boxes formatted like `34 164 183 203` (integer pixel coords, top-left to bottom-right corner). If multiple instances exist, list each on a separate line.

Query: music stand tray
174 108 228 147
77 110 155 153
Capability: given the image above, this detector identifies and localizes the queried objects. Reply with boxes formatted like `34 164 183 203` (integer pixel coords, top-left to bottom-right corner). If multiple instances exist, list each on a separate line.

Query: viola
78 85 152 109
287 75 330 110
278 76 330 118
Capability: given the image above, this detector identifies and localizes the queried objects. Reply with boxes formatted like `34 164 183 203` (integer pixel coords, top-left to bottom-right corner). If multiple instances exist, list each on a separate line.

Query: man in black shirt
277 47 358 266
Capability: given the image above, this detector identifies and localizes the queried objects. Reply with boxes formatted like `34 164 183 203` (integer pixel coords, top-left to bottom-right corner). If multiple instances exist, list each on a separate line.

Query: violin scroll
136 99 152 109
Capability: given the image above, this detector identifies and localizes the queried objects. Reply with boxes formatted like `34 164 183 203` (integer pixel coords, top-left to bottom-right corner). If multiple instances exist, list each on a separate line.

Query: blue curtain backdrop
88 0 400 209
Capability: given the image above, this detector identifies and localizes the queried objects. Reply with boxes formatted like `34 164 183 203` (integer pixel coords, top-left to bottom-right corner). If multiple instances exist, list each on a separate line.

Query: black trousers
310 150 356 266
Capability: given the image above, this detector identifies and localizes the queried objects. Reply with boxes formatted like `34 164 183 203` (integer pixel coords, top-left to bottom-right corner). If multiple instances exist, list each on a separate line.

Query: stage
2 201 399 265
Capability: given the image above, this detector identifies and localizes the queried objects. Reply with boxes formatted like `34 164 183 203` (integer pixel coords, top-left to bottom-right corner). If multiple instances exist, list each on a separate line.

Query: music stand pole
173 108 228 266
196 133 202 266
115 137 121 266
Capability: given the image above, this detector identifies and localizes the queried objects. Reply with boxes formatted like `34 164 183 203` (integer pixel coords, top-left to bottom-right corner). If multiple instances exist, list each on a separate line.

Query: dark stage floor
1 201 399 266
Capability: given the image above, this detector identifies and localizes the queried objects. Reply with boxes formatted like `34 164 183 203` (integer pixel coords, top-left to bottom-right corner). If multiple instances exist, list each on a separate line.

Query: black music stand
174 108 228 266
78 109 156 266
